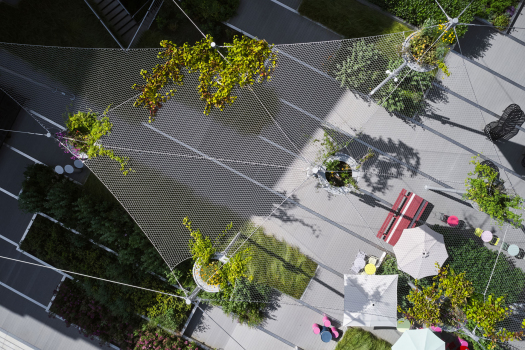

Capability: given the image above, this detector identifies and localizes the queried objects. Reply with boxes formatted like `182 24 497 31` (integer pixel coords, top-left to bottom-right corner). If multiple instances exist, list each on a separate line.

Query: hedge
22 215 191 323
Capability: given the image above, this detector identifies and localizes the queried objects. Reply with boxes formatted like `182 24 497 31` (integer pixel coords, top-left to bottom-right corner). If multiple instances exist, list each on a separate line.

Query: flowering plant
133 326 198 350
48 279 142 349
403 19 454 76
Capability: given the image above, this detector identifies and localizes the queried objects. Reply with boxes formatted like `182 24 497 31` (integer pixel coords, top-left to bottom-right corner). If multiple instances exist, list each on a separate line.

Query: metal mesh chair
484 104 525 141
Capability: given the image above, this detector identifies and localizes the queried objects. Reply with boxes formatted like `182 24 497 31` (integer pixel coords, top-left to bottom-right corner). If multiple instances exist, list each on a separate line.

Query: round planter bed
317 153 360 195
192 254 224 293
401 31 438 73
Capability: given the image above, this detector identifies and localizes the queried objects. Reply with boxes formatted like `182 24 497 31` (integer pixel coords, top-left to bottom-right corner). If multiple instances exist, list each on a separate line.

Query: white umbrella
343 274 398 327
394 224 449 279
392 328 445 350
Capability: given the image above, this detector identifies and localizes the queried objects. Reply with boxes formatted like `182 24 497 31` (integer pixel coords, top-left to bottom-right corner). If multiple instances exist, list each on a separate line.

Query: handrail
126 0 163 50
131 0 150 18
114 0 131 16
83 0 125 49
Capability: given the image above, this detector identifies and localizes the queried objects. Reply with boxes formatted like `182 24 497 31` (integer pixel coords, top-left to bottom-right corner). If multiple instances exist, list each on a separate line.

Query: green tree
44 178 81 225
133 35 277 120
334 39 384 95
18 164 58 213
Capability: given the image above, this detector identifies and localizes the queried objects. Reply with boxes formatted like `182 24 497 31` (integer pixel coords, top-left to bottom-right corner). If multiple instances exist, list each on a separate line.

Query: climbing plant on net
57 108 132 175
132 35 277 121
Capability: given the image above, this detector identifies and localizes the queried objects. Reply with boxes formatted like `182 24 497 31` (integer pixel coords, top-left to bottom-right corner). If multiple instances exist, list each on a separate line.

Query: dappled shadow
356 134 421 195
452 19 497 60
272 192 321 238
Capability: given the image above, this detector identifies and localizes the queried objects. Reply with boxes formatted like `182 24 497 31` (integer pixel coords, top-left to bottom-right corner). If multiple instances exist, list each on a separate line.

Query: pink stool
430 325 442 332
323 316 331 327
458 338 468 347
312 323 320 334
447 216 459 227
331 327 339 339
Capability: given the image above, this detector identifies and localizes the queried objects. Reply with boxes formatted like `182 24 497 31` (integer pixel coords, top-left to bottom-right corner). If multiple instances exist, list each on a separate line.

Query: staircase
91 0 138 47
91 0 164 48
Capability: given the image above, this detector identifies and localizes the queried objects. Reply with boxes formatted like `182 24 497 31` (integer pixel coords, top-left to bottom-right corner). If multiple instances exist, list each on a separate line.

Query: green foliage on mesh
201 278 272 327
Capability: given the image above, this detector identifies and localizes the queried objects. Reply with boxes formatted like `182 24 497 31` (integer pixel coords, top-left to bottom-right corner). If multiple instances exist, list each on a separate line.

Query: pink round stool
447 216 459 227
312 323 320 334
331 326 339 339
323 316 331 327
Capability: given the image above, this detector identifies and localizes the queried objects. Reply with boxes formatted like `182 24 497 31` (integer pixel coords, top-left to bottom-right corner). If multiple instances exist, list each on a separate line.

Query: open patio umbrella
392 328 445 350
393 224 449 279
343 274 398 327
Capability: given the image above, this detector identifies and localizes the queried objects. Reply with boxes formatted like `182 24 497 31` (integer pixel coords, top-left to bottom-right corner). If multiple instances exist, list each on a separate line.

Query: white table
54 165 64 174
64 165 74 174
508 244 520 257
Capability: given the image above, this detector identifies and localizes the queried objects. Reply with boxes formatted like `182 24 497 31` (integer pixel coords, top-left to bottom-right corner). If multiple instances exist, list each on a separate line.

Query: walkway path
224 0 342 44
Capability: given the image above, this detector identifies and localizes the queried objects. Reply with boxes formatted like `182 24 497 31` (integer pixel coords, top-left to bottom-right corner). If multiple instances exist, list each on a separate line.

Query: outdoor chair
474 228 483 237
356 250 366 260
350 264 361 274
490 236 500 246
484 104 525 142
331 327 339 339
359 271 367 275
502 242 510 251
312 323 320 334
368 256 378 266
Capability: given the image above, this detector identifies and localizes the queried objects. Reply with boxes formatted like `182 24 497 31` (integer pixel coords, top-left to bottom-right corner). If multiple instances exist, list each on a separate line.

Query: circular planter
401 31 438 73
316 153 361 195
192 256 222 293
60 137 89 160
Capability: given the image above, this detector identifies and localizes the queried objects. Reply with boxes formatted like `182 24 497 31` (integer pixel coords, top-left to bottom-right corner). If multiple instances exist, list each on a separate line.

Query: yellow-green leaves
465 155 524 227
65 108 132 175
133 35 277 121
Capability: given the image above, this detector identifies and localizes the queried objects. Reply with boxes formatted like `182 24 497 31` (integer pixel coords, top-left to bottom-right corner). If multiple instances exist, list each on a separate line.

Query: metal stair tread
109 10 130 27
101 2 119 16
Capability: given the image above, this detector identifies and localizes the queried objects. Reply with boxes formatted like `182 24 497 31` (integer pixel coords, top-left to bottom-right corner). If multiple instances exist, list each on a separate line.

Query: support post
369 61 407 96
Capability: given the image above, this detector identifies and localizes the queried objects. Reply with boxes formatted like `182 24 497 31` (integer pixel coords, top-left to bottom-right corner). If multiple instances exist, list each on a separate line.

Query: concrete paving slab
0 193 33 244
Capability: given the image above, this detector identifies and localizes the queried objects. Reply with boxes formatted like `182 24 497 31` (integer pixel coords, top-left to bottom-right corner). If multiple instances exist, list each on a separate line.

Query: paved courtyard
1 2 525 350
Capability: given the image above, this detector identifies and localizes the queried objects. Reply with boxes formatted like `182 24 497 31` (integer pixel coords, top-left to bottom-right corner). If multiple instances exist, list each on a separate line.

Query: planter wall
315 153 361 195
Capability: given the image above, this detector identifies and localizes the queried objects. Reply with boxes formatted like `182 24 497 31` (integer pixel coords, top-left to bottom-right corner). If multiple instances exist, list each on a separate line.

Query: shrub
334 327 391 350
366 0 486 36
18 164 59 213
49 279 142 349
21 216 190 322
145 290 192 331
133 326 197 350
446 238 525 304
464 156 524 227
201 278 272 327
19 165 169 276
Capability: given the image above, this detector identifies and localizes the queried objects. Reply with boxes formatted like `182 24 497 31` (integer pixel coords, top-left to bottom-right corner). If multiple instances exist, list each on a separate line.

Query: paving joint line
280 98 454 189
450 50 525 93
255 325 296 348
143 122 387 251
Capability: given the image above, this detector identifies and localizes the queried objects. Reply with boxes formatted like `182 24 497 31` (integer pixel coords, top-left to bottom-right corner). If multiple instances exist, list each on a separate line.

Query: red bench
377 189 428 246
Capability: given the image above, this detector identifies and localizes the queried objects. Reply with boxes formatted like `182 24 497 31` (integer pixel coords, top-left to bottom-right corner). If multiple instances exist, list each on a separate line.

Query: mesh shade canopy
1 25 525 340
